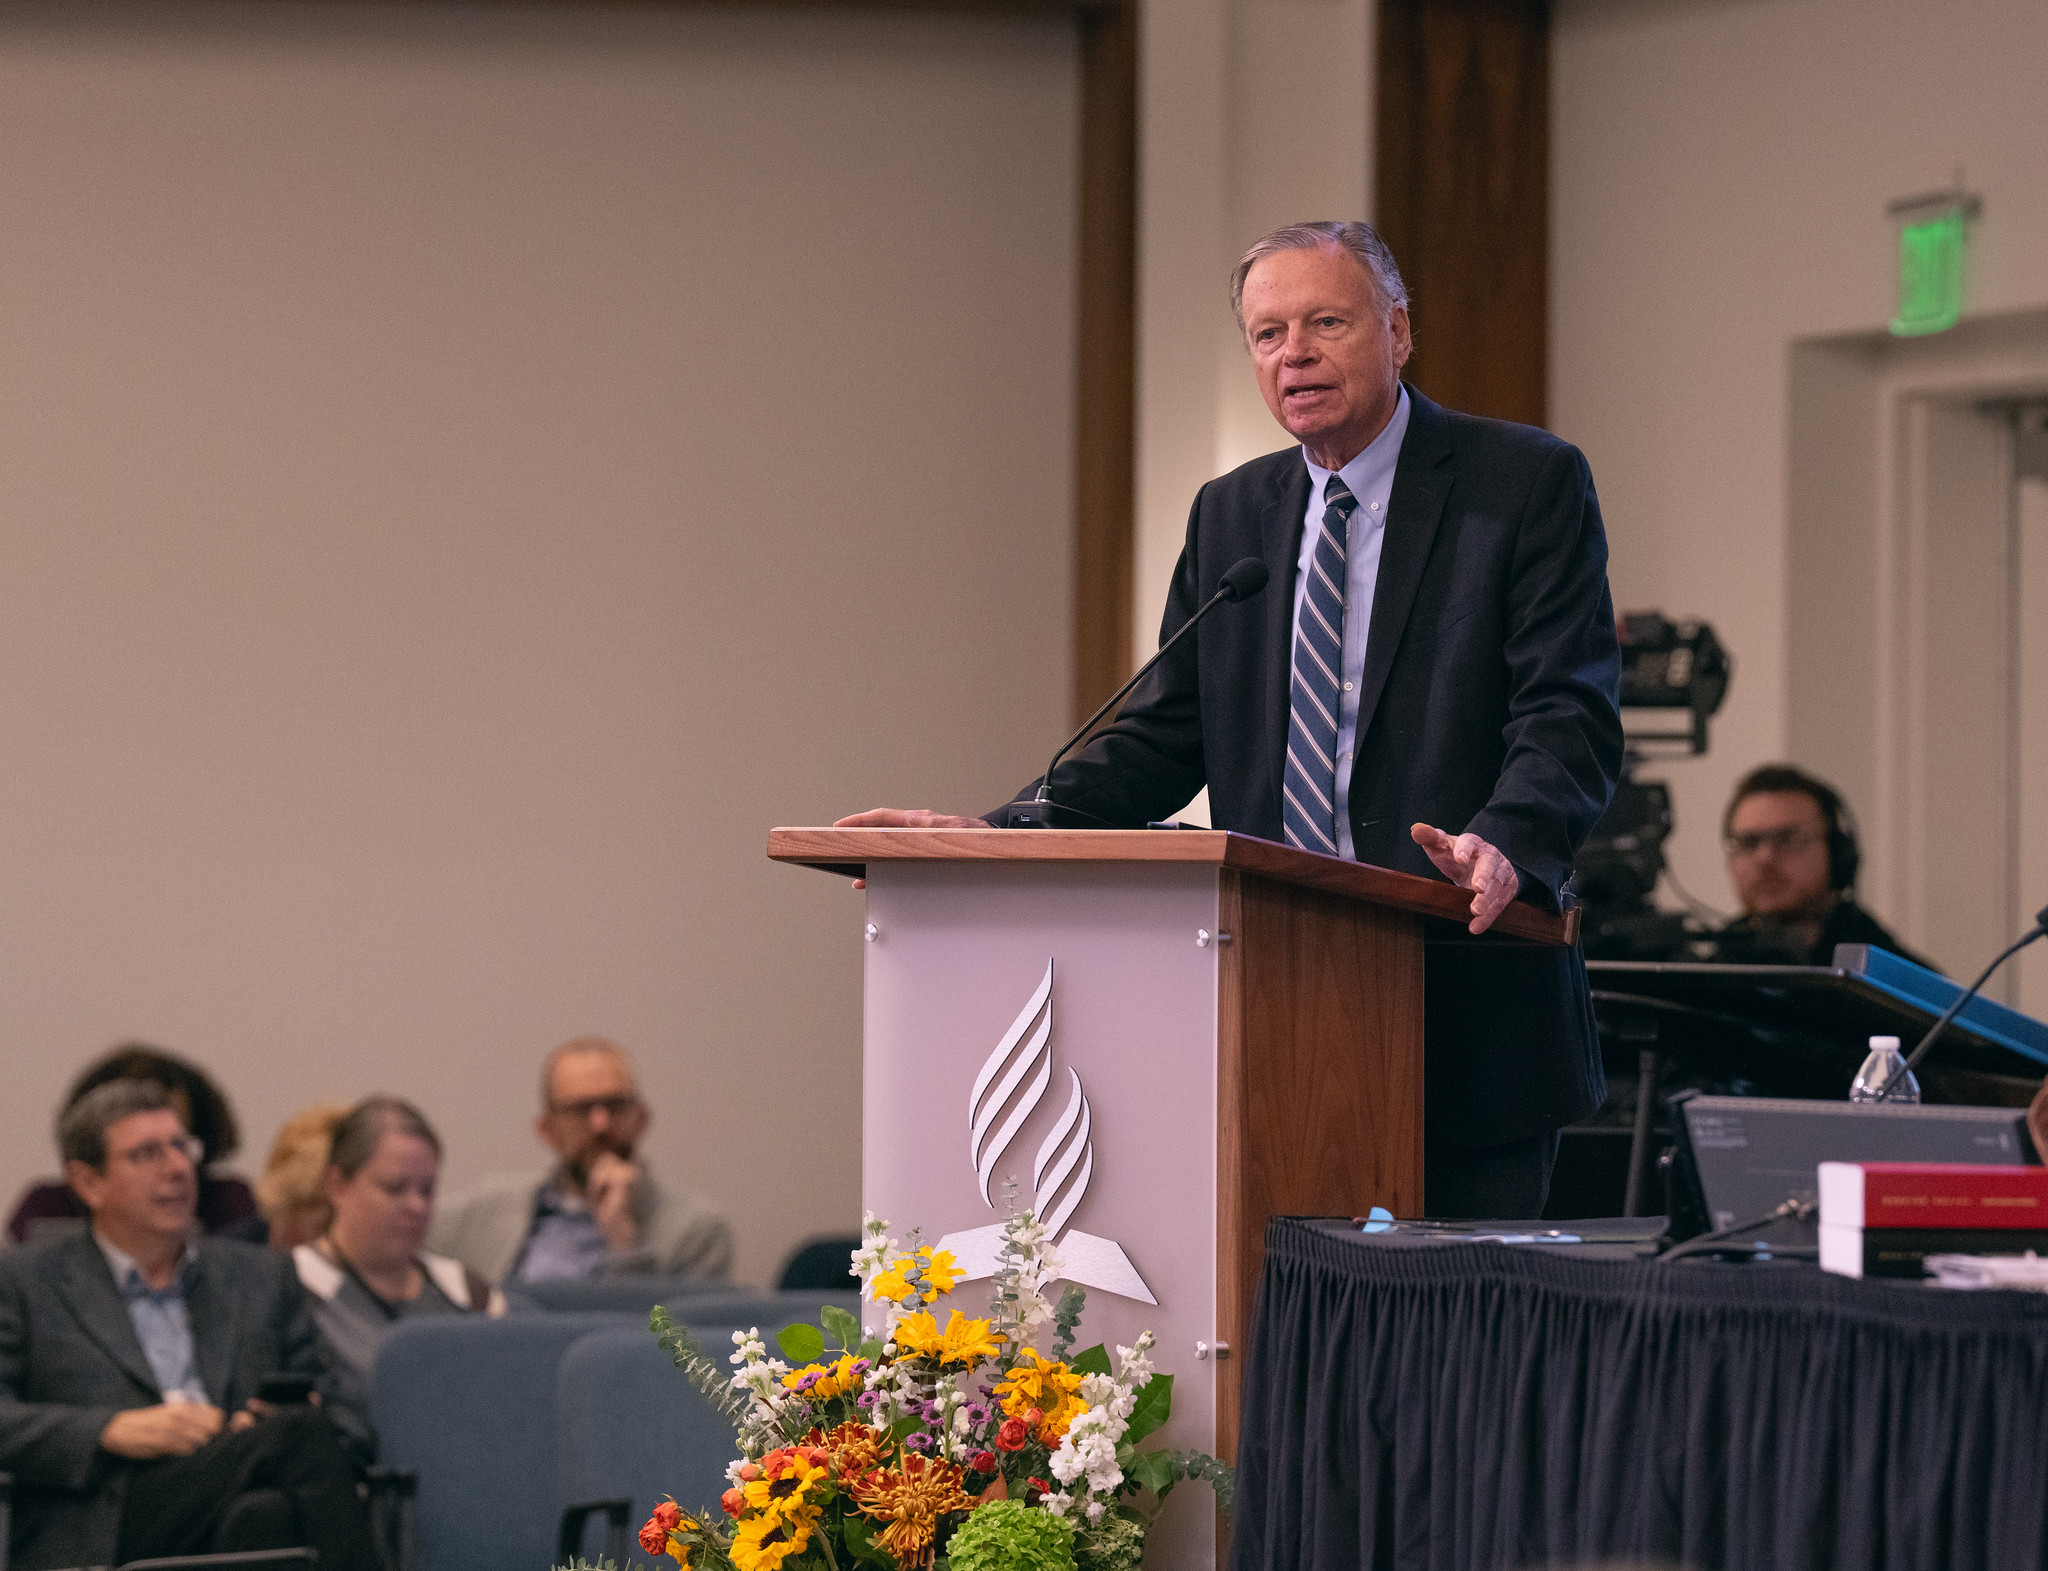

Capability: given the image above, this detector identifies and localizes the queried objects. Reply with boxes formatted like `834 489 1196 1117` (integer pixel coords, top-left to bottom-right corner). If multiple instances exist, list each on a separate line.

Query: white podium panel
862 860 1223 1564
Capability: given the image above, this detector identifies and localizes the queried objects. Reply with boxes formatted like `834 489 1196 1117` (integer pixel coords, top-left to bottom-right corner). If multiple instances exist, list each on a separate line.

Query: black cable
1875 902 2048 1100
1659 1198 1814 1263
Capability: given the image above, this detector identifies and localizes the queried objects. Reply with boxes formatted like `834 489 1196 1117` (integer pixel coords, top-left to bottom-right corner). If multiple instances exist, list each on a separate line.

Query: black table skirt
1228 1218 2048 1571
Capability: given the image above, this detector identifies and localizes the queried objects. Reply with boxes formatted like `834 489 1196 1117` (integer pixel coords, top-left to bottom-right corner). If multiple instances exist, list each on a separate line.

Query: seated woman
293 1096 504 1449
7 1043 264 1243
257 1102 352 1252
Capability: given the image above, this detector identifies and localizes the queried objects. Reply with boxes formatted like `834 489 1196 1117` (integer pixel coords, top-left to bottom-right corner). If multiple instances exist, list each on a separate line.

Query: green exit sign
1888 187 1979 338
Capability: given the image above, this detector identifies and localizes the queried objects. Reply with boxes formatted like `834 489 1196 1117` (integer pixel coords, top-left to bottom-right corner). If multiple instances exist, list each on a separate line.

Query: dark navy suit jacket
1017 386 1624 1146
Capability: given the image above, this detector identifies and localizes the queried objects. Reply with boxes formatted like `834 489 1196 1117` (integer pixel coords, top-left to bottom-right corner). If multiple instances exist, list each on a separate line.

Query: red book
1818 1161 2048 1230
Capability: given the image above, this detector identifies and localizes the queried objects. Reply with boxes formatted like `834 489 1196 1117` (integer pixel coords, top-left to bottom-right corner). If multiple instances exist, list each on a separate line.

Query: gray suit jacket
426 1166 734 1286
0 1230 325 1571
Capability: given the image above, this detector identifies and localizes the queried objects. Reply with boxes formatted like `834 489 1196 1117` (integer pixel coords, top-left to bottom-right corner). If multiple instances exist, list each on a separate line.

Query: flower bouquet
591 1209 1230 1571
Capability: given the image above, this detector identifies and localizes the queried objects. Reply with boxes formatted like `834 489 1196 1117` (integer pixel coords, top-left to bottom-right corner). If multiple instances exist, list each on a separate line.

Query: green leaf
1070 1343 1111 1377
1127 1448 1181 1497
1122 1373 1173 1446
842 1514 892 1566
820 1303 862 1351
778 1321 827 1365
857 1339 885 1363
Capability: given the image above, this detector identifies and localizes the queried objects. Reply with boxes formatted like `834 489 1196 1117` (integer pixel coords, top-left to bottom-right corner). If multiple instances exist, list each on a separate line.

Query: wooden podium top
767 827 1575 945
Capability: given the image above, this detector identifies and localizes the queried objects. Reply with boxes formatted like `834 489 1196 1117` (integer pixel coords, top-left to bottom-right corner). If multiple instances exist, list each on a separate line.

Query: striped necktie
1282 473 1358 854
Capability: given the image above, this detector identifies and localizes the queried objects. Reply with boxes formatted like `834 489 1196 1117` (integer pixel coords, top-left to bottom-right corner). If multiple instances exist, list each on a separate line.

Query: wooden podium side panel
1215 869 1424 1458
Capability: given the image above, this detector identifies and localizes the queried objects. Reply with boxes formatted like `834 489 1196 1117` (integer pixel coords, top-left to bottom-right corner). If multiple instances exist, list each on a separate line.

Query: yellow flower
919 1247 962 1296
894 1310 1004 1368
869 1263 915 1304
891 1310 943 1359
937 1312 1004 1368
848 1454 973 1562
742 1454 829 1523
995 1349 1088 1442
729 1508 815 1571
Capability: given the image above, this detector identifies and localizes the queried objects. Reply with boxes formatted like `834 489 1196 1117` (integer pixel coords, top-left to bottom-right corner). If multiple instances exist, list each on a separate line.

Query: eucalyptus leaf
777 1321 827 1365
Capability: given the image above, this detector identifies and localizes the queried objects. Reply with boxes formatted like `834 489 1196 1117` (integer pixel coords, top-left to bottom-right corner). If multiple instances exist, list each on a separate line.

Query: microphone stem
1034 583 1232 807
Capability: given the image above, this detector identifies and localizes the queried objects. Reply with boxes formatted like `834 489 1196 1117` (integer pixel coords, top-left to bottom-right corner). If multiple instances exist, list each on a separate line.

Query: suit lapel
1256 458 1315 803
54 1234 161 1399
1354 385 1453 745
188 1243 241 1405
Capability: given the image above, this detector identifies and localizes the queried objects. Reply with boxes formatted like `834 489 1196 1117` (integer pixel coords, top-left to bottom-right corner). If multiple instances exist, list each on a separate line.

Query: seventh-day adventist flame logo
938 959 1155 1304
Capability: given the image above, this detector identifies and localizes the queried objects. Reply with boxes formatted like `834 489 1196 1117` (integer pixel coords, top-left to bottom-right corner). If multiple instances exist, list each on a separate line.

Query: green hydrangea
947 1500 1077 1571
1076 1509 1147 1571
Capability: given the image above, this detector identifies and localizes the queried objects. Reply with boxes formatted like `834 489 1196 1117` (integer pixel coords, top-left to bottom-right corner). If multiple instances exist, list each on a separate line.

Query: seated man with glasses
427 1036 732 1286
0 1079 379 1570
1709 763 1934 970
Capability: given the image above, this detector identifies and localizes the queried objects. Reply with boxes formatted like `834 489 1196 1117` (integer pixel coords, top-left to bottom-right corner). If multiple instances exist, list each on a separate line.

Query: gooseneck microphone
1008 557 1270 829
1875 899 2048 1100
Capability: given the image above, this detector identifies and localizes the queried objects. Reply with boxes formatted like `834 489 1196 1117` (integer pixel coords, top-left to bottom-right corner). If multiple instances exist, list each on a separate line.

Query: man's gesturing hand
101 1401 224 1459
1411 823 1521 934
833 809 987 830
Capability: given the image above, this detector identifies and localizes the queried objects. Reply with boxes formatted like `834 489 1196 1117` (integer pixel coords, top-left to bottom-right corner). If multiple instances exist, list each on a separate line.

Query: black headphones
1825 791 1861 893
1726 765 1861 892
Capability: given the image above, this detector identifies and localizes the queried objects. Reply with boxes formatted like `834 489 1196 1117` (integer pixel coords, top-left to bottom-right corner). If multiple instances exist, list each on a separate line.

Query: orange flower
847 1454 974 1562
721 1488 746 1518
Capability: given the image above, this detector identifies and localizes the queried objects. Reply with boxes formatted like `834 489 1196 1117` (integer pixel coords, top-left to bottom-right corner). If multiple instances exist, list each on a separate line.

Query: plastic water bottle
1849 1034 1920 1103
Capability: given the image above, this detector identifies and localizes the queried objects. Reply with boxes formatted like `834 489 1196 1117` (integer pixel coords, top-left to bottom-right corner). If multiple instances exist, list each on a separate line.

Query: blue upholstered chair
554 1326 744 1568
500 1276 725 1316
370 1311 630 1571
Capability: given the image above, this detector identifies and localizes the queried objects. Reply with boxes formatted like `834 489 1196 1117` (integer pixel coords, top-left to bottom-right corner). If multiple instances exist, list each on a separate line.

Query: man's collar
1300 384 1413 489
94 1229 198 1297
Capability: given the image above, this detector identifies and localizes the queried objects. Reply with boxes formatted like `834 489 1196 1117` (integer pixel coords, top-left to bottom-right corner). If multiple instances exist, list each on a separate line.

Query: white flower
1041 1491 1074 1518
1085 1500 1106 1523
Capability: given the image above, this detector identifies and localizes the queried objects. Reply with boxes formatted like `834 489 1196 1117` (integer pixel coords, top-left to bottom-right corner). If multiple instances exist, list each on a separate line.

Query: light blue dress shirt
1291 385 1412 861
511 1184 612 1283
96 1233 208 1403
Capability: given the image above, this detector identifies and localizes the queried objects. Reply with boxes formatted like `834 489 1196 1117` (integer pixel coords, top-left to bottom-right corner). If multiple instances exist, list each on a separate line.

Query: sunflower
847 1454 974 1562
994 1349 1087 1443
742 1451 830 1523
728 1507 816 1571
869 1263 916 1304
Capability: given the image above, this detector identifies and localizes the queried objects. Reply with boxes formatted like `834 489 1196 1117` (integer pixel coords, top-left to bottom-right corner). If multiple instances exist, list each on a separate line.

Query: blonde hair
256 1103 350 1237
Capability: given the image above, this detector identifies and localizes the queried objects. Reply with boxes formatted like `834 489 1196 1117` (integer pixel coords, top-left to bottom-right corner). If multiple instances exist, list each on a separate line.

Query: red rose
1024 1407 1044 1429
737 1462 762 1483
638 1501 681 1555
1028 1477 1051 1497
996 1417 1030 1452
970 1450 997 1474
721 1488 746 1518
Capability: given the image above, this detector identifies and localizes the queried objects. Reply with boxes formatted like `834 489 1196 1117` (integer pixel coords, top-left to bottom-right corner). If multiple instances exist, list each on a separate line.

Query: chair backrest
555 1327 745 1567
775 1236 861 1292
656 1290 863 1336
371 1312 631 1571
501 1277 728 1316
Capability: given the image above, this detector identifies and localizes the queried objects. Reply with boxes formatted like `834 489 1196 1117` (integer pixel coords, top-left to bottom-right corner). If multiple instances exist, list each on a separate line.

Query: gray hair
327 1095 442 1180
59 1079 175 1170
1229 221 1410 332
539 1035 637 1110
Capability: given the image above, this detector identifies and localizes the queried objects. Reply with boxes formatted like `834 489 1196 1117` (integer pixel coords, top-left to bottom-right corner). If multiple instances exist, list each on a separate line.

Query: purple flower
903 1432 933 1453
920 1401 941 1423
855 1391 878 1408
851 1359 872 1375
964 1404 989 1427
796 1371 822 1393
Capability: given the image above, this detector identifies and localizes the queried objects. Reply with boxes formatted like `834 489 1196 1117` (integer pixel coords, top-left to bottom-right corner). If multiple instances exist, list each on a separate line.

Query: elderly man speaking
841 221 1623 1218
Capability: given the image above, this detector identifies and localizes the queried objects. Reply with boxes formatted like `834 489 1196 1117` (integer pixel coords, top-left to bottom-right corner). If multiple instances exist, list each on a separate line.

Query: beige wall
1553 0 2048 946
0 2 1077 1287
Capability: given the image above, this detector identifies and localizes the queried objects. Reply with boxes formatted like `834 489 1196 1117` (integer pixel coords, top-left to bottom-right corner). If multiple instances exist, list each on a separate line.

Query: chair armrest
116 1553 319 1570
557 1498 632 1568
363 1466 417 1571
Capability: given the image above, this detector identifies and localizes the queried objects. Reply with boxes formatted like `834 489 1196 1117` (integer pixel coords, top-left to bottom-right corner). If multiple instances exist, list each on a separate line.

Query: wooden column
1375 0 1550 427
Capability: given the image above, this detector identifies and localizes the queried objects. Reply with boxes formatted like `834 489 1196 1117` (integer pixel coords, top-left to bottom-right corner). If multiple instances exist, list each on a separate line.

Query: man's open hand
833 809 987 830
101 1401 224 1459
1411 823 1521 934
